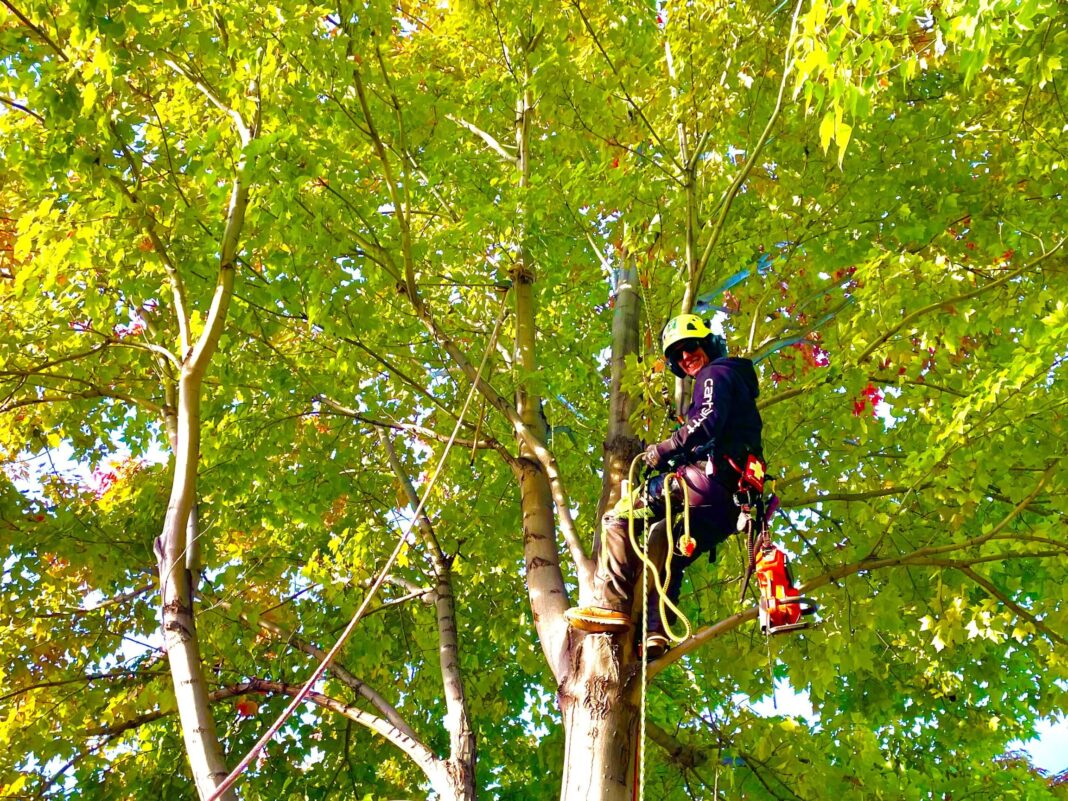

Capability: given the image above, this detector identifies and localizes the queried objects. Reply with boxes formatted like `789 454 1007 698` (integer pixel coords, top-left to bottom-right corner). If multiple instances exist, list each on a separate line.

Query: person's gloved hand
641 443 664 470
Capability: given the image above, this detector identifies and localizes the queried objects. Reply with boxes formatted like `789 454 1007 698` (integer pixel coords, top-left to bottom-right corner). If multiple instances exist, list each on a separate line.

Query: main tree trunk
558 634 639 801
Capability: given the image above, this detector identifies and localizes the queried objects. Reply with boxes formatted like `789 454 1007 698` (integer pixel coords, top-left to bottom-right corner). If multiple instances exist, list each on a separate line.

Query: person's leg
645 467 739 641
593 513 647 613
645 523 701 639
566 479 669 632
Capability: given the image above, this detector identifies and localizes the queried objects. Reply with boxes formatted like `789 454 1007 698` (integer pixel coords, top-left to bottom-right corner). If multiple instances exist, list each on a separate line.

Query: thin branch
381 430 474 768
209 596 420 741
0 386 163 415
0 668 160 704
780 485 931 508
105 174 192 350
868 374 967 397
1 0 68 61
335 334 459 419
958 565 1068 648
163 58 251 144
0 94 45 123
907 463 1057 558
89 678 443 784
856 239 1066 364
346 33 416 302
110 338 182 369
0 342 111 375
571 0 679 171
691 0 805 300
448 114 519 164
317 395 500 451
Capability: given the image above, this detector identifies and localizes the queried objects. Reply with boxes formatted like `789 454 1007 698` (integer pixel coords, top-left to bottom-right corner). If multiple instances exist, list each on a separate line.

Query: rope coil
625 456 692 645
625 453 694 801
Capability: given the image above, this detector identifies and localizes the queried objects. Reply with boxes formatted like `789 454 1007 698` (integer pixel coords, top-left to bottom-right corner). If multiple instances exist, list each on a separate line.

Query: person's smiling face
670 340 710 377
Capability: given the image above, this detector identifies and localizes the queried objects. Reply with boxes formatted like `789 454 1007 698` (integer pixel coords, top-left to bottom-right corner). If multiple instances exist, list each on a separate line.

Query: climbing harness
733 454 817 635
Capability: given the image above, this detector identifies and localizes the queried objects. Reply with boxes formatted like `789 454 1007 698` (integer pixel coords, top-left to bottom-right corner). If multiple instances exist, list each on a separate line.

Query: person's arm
652 365 733 466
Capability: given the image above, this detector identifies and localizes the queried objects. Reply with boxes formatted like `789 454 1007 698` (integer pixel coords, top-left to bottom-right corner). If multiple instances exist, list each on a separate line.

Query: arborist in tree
565 314 765 658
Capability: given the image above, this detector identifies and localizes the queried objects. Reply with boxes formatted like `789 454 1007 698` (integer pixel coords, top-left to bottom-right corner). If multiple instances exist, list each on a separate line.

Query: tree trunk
156 372 236 801
558 635 639 801
154 165 244 798
597 258 642 522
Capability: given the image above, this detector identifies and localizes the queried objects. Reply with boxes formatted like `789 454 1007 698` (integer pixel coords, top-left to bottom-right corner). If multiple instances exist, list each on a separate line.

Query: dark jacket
653 357 764 484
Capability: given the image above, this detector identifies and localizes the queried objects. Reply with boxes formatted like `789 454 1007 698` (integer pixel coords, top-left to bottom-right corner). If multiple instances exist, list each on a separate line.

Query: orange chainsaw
731 454 818 635
753 542 818 635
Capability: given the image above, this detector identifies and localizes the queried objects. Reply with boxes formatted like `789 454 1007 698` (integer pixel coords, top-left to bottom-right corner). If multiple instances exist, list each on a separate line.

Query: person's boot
564 605 632 632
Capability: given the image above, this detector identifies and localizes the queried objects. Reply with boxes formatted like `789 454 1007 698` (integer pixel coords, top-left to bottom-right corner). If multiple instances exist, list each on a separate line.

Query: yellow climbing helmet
661 314 727 377
661 314 713 355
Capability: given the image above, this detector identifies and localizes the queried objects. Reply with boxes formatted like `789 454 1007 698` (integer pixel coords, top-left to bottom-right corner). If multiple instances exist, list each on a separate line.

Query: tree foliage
1 0 1066 798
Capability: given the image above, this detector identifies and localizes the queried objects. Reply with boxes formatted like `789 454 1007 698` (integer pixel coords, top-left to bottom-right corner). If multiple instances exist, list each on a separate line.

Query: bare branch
447 114 519 164
0 94 45 123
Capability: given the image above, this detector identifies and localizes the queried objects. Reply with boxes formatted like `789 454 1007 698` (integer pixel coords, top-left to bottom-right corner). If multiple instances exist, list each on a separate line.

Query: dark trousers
593 464 738 632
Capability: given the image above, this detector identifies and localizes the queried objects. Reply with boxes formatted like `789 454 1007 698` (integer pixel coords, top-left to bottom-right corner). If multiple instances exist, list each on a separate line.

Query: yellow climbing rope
625 455 693 644
624 453 694 801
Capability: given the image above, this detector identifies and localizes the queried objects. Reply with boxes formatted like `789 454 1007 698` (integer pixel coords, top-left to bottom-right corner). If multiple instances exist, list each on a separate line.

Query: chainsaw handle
761 595 819 616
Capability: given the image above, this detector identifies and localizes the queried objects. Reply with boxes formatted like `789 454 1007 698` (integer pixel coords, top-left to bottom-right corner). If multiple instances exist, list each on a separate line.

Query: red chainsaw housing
755 545 803 629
